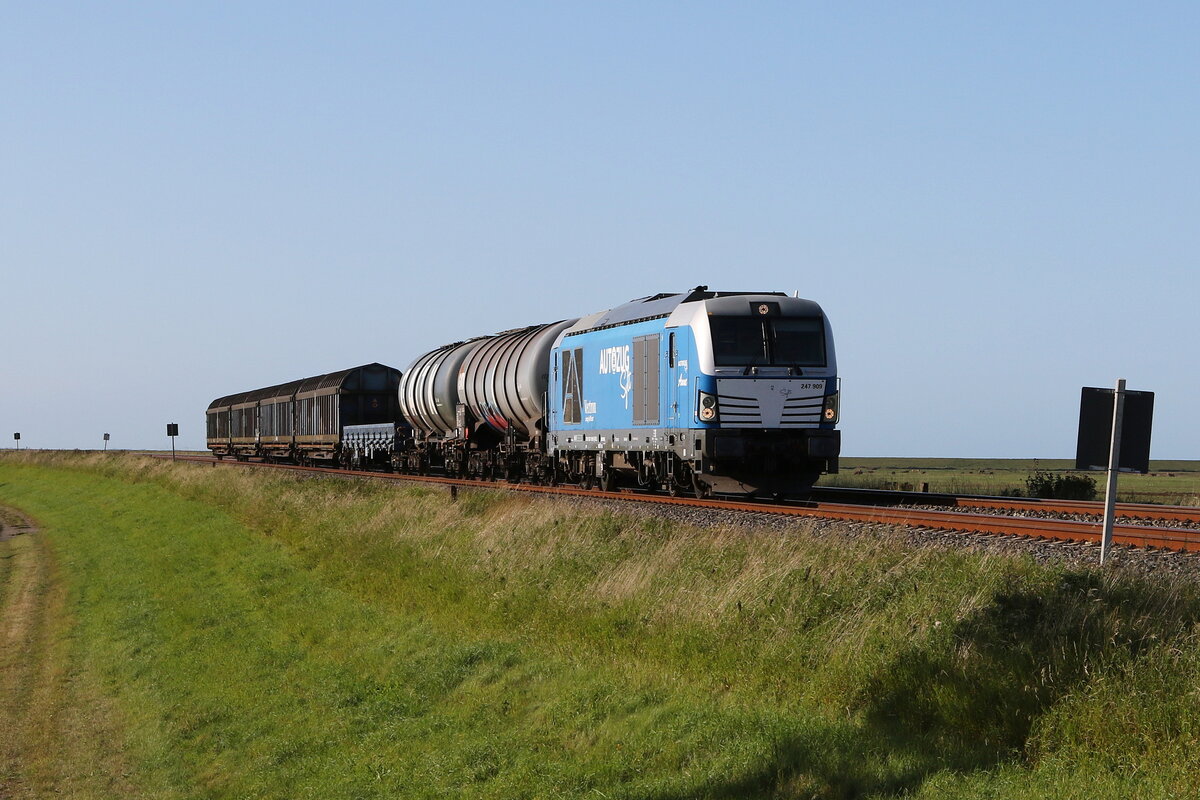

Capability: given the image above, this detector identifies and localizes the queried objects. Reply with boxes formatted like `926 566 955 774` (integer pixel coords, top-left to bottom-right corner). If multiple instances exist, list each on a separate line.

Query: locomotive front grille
716 393 761 425
780 396 823 426
716 379 826 429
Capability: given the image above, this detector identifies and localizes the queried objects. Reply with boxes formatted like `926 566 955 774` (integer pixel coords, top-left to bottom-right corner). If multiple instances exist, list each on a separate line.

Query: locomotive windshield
709 316 826 367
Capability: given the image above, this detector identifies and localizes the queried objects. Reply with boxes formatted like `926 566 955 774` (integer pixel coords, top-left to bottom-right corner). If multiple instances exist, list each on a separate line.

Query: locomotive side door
665 331 679 429
666 329 689 433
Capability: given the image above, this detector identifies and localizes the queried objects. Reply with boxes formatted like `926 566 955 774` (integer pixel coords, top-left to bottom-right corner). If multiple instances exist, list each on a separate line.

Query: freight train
206 287 841 498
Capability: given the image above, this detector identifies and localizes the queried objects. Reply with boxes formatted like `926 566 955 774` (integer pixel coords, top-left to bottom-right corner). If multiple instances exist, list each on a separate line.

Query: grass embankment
2 452 1200 798
828 458 1200 504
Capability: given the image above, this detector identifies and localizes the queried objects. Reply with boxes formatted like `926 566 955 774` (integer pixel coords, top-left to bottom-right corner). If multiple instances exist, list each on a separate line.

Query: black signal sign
1076 387 1154 473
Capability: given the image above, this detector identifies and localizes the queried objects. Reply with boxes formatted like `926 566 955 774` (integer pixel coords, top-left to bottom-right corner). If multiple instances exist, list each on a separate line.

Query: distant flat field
826 458 1200 504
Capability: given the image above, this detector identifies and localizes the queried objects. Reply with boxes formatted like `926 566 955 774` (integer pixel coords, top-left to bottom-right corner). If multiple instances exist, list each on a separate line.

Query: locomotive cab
674 293 840 495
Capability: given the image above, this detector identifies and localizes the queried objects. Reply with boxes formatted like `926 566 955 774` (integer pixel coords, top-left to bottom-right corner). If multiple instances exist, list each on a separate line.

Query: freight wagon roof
206 393 244 412
256 379 305 404
296 367 358 394
207 363 399 409
563 287 788 336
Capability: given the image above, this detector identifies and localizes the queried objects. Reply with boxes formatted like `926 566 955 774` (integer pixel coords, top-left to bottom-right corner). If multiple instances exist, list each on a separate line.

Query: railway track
157 455 1200 554
810 486 1200 524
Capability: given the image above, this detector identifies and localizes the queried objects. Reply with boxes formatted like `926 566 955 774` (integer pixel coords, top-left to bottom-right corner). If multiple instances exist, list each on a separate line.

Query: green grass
826 457 1200 504
2 451 1200 798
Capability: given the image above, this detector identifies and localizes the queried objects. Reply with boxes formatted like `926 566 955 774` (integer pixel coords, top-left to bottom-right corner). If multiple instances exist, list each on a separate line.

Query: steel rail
156 455 1200 554
810 486 1200 524
958 496 1200 524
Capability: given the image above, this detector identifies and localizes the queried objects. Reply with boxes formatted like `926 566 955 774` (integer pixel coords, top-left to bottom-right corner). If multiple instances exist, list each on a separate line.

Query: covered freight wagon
206 363 404 464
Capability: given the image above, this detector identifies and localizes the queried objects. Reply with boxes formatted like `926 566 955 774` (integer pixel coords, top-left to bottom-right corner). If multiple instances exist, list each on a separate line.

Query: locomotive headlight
698 391 718 422
822 392 840 424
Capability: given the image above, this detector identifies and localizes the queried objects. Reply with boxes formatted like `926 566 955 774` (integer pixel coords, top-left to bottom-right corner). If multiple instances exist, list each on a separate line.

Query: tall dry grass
5 450 1200 799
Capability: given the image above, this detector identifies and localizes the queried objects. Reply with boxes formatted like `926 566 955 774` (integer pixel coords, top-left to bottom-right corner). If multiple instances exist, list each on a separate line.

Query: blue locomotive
546 287 840 497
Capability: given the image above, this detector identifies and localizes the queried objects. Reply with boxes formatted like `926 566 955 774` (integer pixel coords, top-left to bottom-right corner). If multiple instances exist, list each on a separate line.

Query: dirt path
0 506 47 797
0 506 135 799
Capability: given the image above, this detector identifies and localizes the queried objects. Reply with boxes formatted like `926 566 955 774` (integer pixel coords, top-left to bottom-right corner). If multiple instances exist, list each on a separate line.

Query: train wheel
600 471 616 492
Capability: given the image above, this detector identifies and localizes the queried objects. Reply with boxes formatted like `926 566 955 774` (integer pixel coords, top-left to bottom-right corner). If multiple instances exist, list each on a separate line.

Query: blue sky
3 2 1197 457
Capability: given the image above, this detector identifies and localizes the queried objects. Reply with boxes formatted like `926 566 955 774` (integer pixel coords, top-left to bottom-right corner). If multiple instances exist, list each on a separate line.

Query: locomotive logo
598 345 633 409
757 304 770 315
562 348 584 424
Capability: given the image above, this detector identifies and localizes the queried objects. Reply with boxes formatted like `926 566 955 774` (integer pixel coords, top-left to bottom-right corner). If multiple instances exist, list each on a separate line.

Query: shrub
1025 470 1098 501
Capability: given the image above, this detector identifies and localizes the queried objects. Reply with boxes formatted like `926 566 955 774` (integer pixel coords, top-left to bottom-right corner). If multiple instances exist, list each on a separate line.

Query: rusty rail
811 485 1200 524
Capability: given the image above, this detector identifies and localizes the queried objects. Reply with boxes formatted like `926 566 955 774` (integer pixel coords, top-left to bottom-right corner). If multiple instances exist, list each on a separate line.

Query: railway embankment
2 451 1199 799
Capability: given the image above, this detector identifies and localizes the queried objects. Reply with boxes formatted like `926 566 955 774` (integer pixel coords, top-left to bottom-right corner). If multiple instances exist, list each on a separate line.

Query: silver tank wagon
398 337 492 437
458 320 575 440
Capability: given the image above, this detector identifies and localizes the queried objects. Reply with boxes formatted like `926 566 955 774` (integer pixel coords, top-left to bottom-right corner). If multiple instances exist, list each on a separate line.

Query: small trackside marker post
1100 379 1126 565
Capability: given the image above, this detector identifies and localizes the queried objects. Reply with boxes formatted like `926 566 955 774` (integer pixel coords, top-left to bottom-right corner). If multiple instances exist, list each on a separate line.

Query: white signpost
1099 379 1126 565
